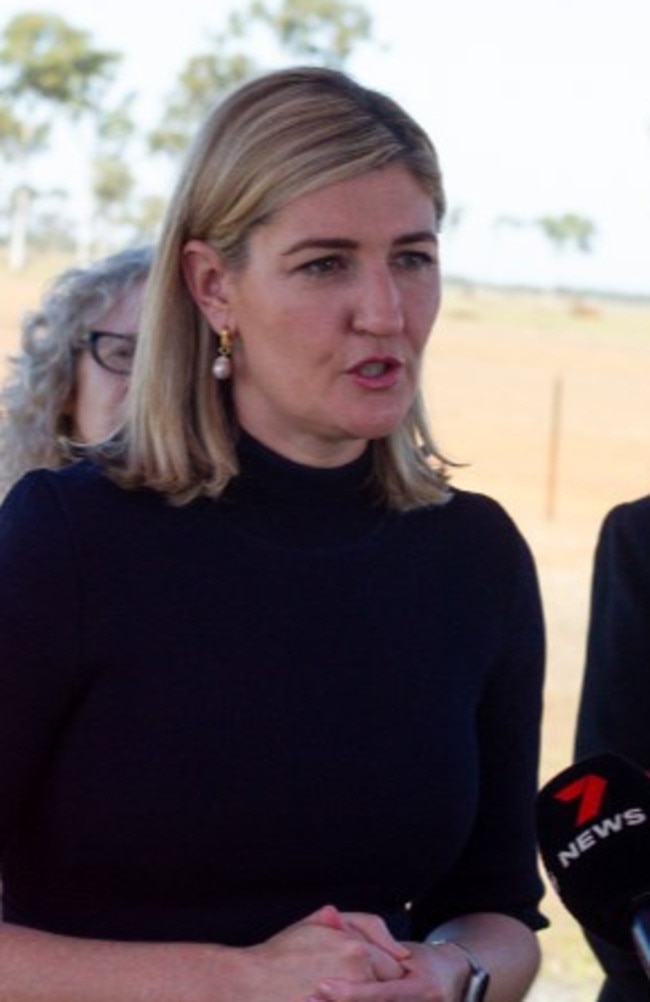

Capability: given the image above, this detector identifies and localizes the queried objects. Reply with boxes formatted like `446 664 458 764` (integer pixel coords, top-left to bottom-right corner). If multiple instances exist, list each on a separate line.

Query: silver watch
427 938 490 1002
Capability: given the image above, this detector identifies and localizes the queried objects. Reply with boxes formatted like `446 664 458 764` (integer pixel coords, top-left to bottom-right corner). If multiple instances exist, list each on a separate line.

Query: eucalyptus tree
90 94 141 255
150 0 373 162
536 213 597 296
495 211 596 294
249 0 372 66
0 11 119 267
536 213 596 257
0 101 47 264
148 33 255 158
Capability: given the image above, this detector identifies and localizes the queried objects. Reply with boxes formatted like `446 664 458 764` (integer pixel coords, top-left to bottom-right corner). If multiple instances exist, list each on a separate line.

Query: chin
351 406 410 440
346 419 403 443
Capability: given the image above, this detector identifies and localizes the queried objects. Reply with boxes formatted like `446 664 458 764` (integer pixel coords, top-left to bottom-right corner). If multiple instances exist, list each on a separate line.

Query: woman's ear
182 239 230 329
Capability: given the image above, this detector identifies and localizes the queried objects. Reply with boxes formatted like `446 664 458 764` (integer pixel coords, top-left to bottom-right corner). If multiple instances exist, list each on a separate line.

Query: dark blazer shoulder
601 494 650 538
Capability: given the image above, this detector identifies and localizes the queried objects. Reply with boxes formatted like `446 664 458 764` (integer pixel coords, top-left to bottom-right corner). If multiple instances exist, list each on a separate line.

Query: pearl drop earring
212 327 232 380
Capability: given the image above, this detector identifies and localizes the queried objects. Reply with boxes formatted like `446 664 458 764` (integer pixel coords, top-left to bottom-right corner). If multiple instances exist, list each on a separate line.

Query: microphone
536 752 650 977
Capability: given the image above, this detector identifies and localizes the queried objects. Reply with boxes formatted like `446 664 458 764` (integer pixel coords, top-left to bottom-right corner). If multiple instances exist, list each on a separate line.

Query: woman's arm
421 912 540 1001
0 908 409 1002
0 921 226 1002
310 912 540 1002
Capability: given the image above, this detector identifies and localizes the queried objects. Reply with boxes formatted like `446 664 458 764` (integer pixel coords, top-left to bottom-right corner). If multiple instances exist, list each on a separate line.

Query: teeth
358 362 386 377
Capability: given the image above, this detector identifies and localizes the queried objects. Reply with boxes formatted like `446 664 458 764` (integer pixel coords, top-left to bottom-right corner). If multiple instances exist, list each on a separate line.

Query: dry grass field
2 257 650 999
426 286 650 1000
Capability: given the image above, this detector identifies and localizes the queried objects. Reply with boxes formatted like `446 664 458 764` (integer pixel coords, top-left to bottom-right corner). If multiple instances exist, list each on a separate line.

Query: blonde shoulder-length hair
113 66 451 510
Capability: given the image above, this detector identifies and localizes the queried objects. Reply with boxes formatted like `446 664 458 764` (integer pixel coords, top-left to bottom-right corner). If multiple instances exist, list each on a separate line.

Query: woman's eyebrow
394 230 438 246
282 237 357 256
283 231 438 256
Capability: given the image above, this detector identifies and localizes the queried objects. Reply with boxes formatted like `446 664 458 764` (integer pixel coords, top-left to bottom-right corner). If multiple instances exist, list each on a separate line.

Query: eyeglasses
83 331 137 375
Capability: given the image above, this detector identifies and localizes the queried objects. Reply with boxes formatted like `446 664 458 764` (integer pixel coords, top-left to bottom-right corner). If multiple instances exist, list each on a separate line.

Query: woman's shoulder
0 460 163 529
3 460 120 505
409 484 535 565
444 484 514 515
425 484 523 534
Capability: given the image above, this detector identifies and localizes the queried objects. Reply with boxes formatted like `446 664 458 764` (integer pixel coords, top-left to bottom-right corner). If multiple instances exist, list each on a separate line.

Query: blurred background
2 2 649 998
0 0 648 295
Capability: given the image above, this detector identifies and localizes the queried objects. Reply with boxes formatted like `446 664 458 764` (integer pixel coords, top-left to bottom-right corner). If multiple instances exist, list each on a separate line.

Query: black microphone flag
536 752 650 950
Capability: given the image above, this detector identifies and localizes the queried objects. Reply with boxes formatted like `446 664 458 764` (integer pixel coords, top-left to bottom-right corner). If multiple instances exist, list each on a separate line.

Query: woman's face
192 164 441 467
70 280 145 443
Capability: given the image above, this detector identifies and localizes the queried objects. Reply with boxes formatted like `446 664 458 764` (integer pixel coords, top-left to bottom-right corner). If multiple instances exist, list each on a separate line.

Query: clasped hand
243 904 463 1002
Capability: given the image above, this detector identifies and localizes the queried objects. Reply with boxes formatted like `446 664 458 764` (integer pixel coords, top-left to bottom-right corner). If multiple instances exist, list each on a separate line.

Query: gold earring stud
212 327 232 380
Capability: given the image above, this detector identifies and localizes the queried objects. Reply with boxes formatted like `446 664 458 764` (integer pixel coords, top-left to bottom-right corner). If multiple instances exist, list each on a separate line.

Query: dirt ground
2 260 650 999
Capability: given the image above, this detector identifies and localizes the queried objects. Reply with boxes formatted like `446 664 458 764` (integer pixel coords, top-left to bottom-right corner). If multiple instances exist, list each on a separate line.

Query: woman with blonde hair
0 67 546 1002
0 245 152 496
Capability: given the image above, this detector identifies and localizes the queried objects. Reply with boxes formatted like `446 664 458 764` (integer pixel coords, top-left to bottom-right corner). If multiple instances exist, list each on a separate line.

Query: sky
2 0 649 296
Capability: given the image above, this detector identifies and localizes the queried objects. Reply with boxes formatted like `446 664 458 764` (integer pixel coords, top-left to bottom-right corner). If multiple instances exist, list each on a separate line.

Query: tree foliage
92 95 139 213
150 0 373 158
148 31 256 156
0 12 119 111
248 0 372 66
536 213 596 255
0 12 122 267
0 100 47 161
0 1 375 262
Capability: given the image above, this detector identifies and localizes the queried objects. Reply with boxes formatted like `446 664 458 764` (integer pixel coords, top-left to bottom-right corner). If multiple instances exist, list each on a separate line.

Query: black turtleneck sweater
0 435 546 944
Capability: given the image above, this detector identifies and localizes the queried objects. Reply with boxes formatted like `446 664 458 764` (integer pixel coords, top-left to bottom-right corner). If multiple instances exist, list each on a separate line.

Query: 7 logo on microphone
550 769 647 869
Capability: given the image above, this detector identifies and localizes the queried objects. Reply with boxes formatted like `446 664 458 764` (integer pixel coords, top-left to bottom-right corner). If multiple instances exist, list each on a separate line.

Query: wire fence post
546 374 564 521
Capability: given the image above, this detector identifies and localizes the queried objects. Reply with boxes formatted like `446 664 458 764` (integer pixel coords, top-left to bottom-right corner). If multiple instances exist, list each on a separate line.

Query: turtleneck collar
237 430 373 499
223 431 387 548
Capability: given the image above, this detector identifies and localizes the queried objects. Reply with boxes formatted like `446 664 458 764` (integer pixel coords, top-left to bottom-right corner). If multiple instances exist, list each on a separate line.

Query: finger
303 904 346 930
313 978 354 1001
341 914 411 960
368 945 410 982
319 967 418 999
314 976 401 1001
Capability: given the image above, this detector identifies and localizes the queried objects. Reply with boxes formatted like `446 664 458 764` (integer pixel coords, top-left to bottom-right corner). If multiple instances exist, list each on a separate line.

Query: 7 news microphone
536 751 650 979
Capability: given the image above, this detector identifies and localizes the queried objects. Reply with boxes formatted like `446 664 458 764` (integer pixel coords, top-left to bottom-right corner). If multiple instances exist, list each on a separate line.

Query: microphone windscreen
536 752 650 947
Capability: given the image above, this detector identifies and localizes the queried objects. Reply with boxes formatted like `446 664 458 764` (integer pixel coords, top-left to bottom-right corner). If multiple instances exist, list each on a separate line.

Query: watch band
426 938 491 1002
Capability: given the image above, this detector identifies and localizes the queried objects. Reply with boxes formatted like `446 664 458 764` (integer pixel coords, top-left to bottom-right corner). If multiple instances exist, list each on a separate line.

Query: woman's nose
351 266 404 337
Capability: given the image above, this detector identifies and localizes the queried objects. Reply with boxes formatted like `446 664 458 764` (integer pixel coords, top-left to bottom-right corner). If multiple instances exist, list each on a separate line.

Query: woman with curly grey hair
0 245 152 496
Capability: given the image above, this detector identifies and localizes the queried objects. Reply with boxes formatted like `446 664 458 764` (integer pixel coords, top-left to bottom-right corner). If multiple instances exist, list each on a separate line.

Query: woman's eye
300 255 347 276
395 250 436 271
110 345 135 362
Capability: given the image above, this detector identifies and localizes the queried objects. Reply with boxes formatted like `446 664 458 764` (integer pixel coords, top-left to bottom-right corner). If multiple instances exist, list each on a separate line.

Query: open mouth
352 358 400 378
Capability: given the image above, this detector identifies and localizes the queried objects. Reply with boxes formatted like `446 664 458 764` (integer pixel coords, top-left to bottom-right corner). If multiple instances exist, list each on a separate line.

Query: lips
347 356 403 389
349 357 401 378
